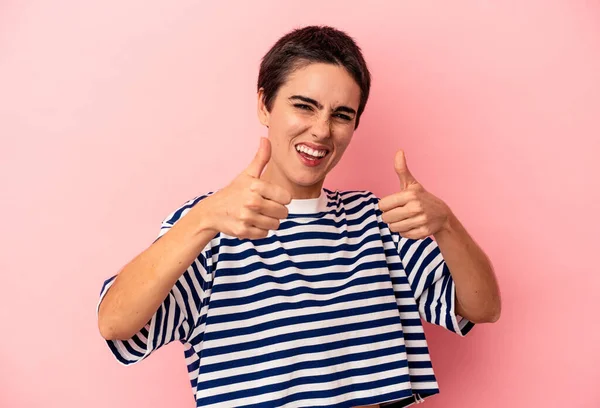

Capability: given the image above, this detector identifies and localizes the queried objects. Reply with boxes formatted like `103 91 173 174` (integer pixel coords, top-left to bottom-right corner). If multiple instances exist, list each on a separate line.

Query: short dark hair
258 25 371 129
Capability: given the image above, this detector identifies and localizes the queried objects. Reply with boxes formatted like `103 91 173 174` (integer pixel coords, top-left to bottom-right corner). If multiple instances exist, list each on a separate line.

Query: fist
379 150 451 240
204 137 292 239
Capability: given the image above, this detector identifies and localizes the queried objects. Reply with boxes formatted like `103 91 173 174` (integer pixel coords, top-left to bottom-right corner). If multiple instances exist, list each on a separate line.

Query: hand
202 137 292 239
379 150 451 240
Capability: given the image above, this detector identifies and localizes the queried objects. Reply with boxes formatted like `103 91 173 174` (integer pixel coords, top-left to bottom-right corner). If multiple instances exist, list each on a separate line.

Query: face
257 62 361 199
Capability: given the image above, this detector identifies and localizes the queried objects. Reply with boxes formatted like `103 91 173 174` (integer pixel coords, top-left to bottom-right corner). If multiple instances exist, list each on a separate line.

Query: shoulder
161 191 215 227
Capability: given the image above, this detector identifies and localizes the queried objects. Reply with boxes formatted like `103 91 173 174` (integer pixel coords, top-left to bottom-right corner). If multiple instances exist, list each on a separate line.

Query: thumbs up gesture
203 137 292 239
379 150 451 240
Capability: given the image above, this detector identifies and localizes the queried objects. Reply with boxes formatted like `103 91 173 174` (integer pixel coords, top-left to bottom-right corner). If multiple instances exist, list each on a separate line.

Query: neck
261 163 324 199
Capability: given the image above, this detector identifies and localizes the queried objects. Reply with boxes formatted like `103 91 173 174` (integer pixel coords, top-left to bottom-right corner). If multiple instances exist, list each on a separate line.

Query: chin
293 178 323 188
289 173 326 188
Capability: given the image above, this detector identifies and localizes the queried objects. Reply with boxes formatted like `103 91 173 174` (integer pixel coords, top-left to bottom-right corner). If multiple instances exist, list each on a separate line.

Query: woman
97 25 501 408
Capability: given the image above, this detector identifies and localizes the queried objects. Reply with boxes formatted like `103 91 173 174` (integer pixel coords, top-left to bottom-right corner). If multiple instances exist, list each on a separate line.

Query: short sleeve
391 233 474 336
97 193 214 365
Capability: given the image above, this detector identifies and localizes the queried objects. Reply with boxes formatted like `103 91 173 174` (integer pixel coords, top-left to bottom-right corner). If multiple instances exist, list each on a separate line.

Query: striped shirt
98 188 473 408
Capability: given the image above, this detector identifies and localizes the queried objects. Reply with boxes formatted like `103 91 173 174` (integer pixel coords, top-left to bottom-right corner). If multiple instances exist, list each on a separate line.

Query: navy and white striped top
98 188 473 408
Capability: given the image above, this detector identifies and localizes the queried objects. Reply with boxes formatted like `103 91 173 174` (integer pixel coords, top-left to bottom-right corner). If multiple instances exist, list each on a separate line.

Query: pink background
1 1 599 407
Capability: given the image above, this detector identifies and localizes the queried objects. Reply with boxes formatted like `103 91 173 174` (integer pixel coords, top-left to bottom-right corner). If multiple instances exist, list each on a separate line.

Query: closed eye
334 113 352 121
294 103 314 111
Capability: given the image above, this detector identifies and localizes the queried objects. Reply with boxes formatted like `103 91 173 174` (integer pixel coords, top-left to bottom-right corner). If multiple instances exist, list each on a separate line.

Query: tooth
296 144 327 158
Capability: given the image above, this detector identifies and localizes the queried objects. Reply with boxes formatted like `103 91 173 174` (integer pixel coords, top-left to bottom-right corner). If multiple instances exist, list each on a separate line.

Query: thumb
245 137 271 178
394 149 417 189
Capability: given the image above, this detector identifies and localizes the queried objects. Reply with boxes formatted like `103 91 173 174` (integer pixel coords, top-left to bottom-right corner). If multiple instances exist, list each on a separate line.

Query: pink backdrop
1 1 599 407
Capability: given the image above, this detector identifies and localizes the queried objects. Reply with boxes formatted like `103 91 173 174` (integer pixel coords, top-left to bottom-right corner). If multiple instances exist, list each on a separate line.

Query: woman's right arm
97 137 291 341
97 199 218 340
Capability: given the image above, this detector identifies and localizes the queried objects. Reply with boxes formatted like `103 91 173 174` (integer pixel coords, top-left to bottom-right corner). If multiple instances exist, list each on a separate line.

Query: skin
98 61 500 408
257 63 360 199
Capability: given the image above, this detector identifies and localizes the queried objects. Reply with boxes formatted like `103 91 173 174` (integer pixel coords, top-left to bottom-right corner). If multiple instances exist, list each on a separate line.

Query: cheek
272 109 311 135
326 134 353 168
268 116 306 155
284 115 309 137
333 131 353 153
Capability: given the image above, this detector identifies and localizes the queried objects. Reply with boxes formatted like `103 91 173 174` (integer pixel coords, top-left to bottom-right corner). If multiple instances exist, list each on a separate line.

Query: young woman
97 25 501 408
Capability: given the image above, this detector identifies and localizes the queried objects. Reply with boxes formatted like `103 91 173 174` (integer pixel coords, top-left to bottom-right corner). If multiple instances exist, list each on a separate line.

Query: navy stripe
399 318 423 327
403 332 426 341
406 346 430 355
408 360 433 369
398 303 419 313
131 333 146 350
410 375 437 382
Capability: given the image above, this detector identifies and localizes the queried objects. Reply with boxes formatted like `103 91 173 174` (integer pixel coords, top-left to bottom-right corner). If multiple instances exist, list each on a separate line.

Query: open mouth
295 143 329 167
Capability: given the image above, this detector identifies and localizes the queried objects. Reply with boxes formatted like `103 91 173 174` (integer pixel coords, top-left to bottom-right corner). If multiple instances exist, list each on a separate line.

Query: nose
311 115 332 140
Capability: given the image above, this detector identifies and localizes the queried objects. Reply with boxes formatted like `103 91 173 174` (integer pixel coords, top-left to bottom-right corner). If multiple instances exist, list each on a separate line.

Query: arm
97 200 217 340
433 211 501 323
98 137 291 341
380 149 501 326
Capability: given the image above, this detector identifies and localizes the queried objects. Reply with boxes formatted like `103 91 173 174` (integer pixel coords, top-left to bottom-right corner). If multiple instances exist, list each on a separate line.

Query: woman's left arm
433 211 501 323
379 150 501 324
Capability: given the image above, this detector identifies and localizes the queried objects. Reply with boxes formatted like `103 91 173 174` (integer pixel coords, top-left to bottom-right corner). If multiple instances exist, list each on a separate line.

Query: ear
257 88 270 127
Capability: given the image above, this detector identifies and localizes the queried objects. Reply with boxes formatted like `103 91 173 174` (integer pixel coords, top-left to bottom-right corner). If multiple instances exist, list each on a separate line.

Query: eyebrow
289 95 356 116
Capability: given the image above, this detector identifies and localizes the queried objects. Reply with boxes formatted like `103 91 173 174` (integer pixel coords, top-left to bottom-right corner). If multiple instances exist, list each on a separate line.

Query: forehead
279 63 361 109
